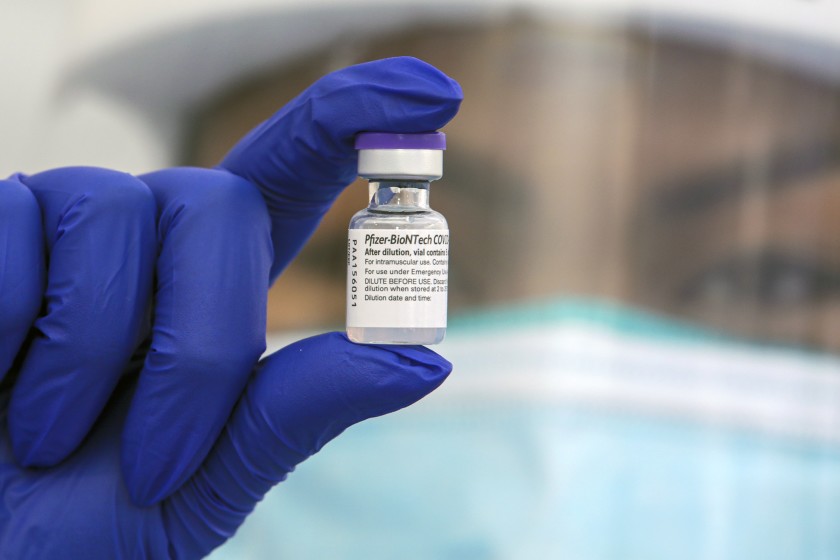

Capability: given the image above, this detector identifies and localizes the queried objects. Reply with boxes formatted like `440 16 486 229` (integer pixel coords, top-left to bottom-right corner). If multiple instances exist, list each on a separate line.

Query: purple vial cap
355 132 446 150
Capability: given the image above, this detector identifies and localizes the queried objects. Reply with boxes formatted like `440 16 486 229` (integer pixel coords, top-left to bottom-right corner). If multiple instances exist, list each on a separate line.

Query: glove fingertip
246 332 451 441
390 55 464 96
406 54 464 107
346 333 453 387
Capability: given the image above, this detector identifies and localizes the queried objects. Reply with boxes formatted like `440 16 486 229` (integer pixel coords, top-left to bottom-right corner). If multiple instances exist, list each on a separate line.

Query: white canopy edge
62 0 840 117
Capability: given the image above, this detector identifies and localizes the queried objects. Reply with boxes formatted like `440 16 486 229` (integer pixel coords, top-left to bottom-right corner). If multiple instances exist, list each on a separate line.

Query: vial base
347 326 446 345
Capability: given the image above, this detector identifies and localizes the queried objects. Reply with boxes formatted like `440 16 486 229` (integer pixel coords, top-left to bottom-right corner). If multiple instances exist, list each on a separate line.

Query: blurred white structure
2 0 840 175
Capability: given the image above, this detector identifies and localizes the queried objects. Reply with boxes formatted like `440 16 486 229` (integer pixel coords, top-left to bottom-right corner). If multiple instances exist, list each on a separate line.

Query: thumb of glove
161 332 452 559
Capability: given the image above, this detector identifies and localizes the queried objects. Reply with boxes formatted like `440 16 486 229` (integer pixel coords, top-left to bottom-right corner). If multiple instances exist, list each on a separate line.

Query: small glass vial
347 132 449 345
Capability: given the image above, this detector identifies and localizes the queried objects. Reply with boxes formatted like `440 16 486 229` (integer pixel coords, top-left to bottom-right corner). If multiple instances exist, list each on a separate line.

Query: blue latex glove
0 57 461 558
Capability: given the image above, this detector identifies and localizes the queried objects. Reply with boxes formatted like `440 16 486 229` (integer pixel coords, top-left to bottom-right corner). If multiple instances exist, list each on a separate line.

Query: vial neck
368 180 431 212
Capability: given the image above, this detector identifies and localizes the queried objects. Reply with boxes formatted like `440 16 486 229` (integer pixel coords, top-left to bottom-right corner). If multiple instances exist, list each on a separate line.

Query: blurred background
4 0 840 558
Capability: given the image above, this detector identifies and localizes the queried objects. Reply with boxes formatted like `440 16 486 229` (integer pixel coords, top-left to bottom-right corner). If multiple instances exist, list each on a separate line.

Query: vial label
347 229 449 329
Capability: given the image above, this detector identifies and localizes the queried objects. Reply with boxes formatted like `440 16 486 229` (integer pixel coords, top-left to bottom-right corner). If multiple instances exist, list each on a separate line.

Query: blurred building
2 1 840 346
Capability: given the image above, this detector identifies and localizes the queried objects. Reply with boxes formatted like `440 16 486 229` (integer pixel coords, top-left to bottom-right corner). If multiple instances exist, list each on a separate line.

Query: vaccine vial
347 132 449 345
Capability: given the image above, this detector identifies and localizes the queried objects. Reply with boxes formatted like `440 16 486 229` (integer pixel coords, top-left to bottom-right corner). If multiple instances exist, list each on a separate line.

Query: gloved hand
0 57 462 559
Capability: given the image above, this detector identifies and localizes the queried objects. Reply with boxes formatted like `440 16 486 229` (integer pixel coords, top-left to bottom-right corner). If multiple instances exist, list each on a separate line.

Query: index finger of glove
219 56 463 280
